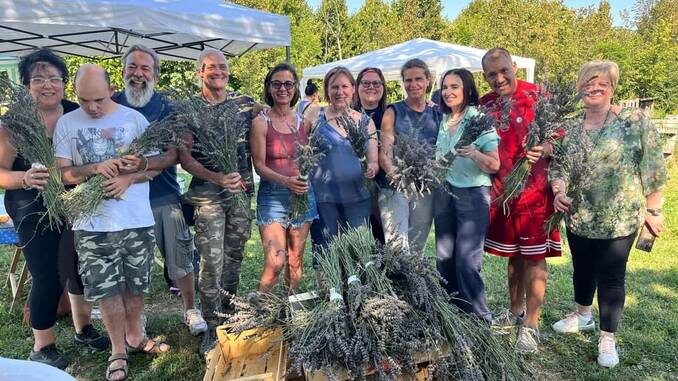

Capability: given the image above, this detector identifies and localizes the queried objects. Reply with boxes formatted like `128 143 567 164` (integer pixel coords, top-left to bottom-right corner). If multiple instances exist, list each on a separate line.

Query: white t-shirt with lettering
54 104 154 232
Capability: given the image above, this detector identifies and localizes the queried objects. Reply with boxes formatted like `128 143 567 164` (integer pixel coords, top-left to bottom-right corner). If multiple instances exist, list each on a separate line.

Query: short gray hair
196 48 228 72
576 60 620 92
481 47 513 70
122 44 160 78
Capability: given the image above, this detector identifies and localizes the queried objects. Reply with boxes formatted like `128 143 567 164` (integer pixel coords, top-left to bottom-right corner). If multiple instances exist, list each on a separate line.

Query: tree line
65 0 676 114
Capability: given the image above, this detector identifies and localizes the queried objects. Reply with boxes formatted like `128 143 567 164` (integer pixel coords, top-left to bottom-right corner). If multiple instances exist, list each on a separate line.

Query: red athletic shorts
484 208 561 260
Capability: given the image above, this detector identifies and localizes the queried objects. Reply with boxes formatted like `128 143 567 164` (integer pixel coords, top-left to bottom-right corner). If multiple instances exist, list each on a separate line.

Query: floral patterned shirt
549 108 667 239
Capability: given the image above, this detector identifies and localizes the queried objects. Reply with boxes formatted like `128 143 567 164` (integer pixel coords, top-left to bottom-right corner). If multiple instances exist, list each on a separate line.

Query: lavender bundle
497 80 581 210
0 78 66 228
289 126 325 220
389 131 448 198
59 109 186 223
544 116 609 234
175 96 251 211
287 241 358 379
226 291 289 334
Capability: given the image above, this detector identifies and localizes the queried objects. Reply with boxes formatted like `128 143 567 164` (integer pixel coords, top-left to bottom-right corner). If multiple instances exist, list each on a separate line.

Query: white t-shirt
54 104 154 232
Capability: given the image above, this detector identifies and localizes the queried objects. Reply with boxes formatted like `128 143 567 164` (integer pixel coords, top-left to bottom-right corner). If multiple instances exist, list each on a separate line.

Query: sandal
125 337 170 354
106 353 128 381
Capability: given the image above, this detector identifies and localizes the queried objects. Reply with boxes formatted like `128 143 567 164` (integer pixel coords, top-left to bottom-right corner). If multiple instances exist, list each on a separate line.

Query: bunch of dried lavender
59 111 187 223
288 244 358 379
382 238 534 381
498 80 581 209
0 78 66 228
544 116 610 234
389 131 448 198
174 96 251 211
225 291 289 334
290 126 325 220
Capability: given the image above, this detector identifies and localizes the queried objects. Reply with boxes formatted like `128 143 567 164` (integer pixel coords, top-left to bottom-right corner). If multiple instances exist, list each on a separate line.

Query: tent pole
285 46 291 63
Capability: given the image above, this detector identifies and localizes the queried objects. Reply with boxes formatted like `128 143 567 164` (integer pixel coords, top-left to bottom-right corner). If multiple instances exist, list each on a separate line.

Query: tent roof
0 0 291 60
302 38 536 83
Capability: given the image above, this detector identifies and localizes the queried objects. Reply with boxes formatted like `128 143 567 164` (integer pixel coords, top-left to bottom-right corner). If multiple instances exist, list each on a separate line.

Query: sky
307 0 636 26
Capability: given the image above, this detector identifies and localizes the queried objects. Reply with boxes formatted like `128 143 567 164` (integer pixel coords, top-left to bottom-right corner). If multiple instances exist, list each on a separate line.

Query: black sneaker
28 343 69 370
74 324 110 352
200 326 218 357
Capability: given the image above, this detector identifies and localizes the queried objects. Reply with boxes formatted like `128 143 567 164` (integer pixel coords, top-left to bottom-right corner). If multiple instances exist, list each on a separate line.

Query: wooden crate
204 326 287 381
305 351 440 381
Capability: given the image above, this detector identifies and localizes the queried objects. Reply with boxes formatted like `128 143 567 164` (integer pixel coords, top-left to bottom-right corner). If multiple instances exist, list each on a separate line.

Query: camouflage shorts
75 227 156 302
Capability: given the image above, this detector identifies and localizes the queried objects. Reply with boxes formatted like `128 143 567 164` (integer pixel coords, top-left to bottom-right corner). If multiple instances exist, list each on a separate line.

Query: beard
124 76 155 108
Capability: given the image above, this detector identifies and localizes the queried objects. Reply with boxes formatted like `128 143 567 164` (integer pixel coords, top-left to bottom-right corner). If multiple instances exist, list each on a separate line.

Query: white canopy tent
0 0 291 60
301 38 536 89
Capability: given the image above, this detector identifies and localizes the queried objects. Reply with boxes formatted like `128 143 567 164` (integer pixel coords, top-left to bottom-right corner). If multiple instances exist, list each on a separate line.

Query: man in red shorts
480 47 561 353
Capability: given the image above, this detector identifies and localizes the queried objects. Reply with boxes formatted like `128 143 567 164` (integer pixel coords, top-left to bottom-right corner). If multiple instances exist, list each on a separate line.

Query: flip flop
106 353 128 381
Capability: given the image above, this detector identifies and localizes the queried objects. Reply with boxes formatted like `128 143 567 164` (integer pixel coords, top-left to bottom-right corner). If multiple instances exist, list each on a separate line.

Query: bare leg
32 328 56 352
68 293 93 333
121 291 144 345
508 256 526 315
523 259 548 328
286 223 311 293
175 273 196 311
258 223 288 293
99 295 126 381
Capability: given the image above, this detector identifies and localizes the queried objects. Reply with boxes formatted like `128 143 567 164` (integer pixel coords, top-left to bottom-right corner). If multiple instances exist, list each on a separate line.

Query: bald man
54 64 168 381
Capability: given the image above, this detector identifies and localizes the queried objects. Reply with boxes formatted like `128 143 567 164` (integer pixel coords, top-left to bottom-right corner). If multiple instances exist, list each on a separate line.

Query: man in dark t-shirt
178 48 257 356
112 44 207 337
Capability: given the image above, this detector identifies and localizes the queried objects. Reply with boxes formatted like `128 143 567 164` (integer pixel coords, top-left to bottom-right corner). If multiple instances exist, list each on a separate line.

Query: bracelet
141 156 149 172
646 208 662 216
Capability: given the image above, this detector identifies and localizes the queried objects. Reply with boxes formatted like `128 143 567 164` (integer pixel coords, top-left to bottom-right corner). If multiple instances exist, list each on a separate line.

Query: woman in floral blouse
548 60 666 368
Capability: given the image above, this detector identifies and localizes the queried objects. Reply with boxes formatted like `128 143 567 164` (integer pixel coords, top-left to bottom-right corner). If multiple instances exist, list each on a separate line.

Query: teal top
435 106 500 188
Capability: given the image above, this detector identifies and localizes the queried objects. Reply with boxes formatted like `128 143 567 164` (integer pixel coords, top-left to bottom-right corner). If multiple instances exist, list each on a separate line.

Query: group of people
0 43 666 381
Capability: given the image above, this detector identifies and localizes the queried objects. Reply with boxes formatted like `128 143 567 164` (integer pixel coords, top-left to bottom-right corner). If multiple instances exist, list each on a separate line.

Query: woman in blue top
379 58 442 254
434 68 500 322
308 66 378 250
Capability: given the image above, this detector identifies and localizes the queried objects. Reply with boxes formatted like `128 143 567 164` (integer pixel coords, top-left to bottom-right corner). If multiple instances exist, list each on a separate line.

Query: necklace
583 106 612 131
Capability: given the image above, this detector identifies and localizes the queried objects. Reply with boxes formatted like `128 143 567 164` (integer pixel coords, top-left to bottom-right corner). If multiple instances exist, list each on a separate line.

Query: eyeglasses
30 76 63 86
270 80 296 90
359 80 383 89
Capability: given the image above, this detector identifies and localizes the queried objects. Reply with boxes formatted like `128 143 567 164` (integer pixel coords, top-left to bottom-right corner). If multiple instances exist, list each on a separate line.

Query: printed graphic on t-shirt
76 127 127 164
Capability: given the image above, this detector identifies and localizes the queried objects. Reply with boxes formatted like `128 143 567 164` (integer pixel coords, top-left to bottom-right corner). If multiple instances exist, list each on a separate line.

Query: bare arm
379 107 396 176
644 190 664 236
0 127 24 190
365 116 378 178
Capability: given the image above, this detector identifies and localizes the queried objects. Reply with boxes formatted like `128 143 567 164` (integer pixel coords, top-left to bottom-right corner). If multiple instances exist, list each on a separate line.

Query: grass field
1 162 676 381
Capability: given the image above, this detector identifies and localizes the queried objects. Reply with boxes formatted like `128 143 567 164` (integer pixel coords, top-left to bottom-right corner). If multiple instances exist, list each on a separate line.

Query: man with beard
480 48 561 353
111 44 207 337
179 48 256 355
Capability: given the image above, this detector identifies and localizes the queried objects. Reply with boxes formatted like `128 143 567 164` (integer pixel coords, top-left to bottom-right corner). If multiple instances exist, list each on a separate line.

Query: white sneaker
598 334 619 368
515 326 540 354
552 312 595 334
185 308 208 336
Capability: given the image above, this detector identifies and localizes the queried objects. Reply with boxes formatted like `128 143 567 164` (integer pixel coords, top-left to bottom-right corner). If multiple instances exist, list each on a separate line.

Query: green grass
1 163 677 380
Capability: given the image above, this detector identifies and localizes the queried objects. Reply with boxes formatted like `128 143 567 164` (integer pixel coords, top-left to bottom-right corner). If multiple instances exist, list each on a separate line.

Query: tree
317 0 349 61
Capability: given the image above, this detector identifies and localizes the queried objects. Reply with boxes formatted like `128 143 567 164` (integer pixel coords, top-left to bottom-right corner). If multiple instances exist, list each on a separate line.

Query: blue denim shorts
256 180 318 228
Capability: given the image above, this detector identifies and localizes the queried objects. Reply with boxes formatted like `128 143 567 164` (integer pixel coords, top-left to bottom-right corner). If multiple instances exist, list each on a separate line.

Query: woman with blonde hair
549 60 666 368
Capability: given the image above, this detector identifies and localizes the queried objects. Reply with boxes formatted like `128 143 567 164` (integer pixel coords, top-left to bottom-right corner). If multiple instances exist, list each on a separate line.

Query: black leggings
567 230 636 333
16 215 83 330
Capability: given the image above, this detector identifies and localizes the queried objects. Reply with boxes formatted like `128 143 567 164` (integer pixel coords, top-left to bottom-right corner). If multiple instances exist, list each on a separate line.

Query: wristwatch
646 208 662 216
